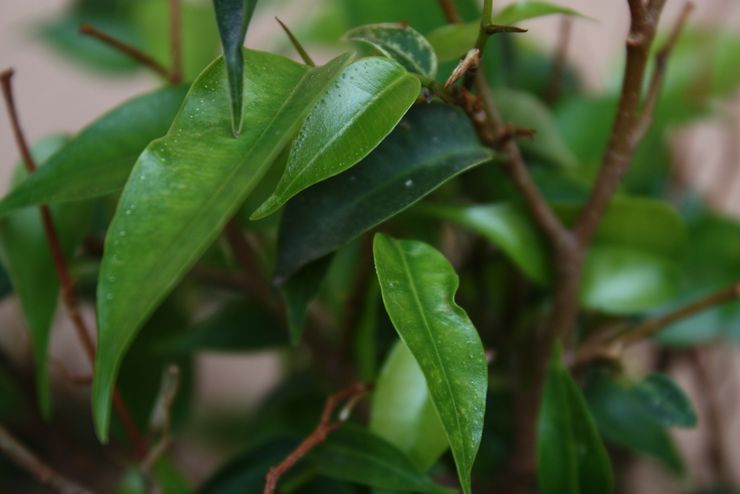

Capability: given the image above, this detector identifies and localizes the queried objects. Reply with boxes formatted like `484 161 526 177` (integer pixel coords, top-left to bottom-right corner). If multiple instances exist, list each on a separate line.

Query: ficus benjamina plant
0 0 739 493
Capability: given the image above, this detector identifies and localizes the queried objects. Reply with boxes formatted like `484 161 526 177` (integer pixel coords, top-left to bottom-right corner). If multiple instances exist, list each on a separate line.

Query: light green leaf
344 23 438 78
0 85 188 216
373 234 487 494
317 425 455 494
633 373 697 429
495 1 585 26
0 136 93 418
537 344 614 494
92 49 353 441
274 102 494 282
252 57 420 219
426 23 479 63
371 340 448 470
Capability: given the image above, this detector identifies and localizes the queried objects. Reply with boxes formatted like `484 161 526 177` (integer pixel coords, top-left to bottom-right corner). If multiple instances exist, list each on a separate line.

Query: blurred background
1 0 739 492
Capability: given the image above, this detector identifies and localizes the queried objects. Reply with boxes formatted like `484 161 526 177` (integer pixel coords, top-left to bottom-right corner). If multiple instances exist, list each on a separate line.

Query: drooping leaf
282 256 333 344
252 57 420 219
316 425 455 494
537 344 613 494
0 136 93 418
495 1 585 26
213 0 259 134
633 374 697 429
0 85 188 216
93 49 353 441
585 369 685 474
274 102 494 282
370 340 448 470
373 234 487 494
344 23 438 78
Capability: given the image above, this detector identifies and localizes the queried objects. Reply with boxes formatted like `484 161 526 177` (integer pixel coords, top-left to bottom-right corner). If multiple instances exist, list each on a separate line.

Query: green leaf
370 340 448 470
274 102 493 282
373 234 487 494
495 1 585 26
282 256 332 344
316 425 455 494
213 0 259 134
426 23 479 63
344 23 438 78
0 137 93 418
338 0 481 35
92 49 353 441
585 370 684 474
537 344 613 494
252 57 420 219
633 374 697 429
0 85 188 216
493 87 577 168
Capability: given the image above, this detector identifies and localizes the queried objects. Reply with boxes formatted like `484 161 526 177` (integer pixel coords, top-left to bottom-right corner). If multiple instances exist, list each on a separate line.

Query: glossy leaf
213 0 259 134
537 344 613 494
93 50 353 441
373 234 487 494
370 340 448 470
633 374 697 429
495 1 585 26
274 102 494 282
586 370 684 474
344 23 438 78
0 85 188 216
0 137 93 418
316 425 455 494
252 57 420 219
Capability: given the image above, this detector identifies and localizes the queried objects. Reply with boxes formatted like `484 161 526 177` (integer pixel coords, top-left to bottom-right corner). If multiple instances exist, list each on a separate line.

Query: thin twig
276 17 315 67
141 365 180 472
169 0 183 84
224 220 278 313
79 24 171 81
263 383 370 494
436 0 463 23
1 69 148 458
545 17 573 105
446 49 480 90
0 425 94 494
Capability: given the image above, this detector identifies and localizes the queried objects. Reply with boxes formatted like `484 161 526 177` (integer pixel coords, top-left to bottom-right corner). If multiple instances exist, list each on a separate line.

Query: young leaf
370 340 449 470
316 425 455 494
344 23 438 79
213 0 259 135
274 102 494 282
0 137 93 418
537 344 614 494
251 57 420 219
92 50 353 441
495 1 585 26
633 373 697 429
373 234 487 494
0 85 188 216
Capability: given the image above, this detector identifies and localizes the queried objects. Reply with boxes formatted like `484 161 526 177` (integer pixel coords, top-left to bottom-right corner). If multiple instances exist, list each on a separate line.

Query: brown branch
169 0 183 84
79 24 171 81
263 383 370 494
0 425 94 494
276 17 315 67
545 17 573 105
1 69 147 459
445 49 480 90
436 0 463 23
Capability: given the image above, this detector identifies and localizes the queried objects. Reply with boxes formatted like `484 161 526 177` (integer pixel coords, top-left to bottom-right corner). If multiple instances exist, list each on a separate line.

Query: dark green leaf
344 23 437 78
93 50 352 441
252 57 420 219
586 370 684 474
633 374 697 428
213 0 259 134
370 340 448 470
0 85 188 216
316 425 454 494
373 234 487 494
282 256 332 344
274 102 494 282
537 344 613 494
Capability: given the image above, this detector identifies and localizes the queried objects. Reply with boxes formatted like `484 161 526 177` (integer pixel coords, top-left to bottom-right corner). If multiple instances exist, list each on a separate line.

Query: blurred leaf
370 340 448 470
555 97 616 179
0 136 93 418
344 23 438 78
213 0 259 133
425 23 479 62
633 374 697 429
252 57 420 219
274 102 494 282
586 370 684 474
282 256 332 344
316 425 455 494
373 234 487 494
0 85 188 215
537 344 613 494
0 365 28 423
495 2 585 25
92 50 352 441
338 0 481 35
